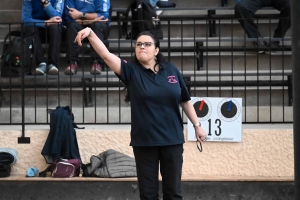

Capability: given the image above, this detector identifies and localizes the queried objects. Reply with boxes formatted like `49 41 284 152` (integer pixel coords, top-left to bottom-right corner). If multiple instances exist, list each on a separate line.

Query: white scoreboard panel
187 97 242 142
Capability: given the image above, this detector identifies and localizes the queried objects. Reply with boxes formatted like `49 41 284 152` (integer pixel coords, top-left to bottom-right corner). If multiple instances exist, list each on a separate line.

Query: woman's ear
155 47 159 55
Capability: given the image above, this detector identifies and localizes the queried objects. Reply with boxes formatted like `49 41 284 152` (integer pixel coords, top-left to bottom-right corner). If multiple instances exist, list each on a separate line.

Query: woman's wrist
87 28 92 37
193 122 201 128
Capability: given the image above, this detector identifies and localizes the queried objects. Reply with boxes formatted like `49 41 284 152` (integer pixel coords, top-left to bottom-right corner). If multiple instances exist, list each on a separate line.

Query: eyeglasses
135 42 153 48
196 140 203 152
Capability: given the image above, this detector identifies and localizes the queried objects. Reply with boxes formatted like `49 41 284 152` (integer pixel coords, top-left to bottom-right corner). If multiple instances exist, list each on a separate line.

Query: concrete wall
0 125 294 178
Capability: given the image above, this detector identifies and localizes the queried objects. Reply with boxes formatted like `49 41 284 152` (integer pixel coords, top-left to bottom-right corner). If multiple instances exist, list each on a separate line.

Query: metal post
292 0 300 199
18 24 30 144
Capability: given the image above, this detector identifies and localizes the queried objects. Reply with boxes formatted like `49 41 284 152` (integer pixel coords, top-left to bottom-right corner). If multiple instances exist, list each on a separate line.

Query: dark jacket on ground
41 106 81 164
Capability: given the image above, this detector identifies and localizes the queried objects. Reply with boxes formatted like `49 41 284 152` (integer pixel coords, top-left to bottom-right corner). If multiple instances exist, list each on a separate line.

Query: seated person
22 0 63 75
235 0 291 52
64 0 111 75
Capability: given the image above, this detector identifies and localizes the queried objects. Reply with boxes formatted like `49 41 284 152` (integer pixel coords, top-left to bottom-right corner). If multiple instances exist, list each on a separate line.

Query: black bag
0 30 33 77
0 152 15 164
123 0 163 40
0 164 11 178
39 158 82 178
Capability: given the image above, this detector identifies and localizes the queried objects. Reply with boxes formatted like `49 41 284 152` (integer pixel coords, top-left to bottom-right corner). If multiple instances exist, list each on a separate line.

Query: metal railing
0 16 292 140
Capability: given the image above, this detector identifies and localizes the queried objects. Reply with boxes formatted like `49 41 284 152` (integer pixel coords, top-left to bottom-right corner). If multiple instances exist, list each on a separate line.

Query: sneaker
64 61 78 75
48 64 58 75
90 61 102 75
156 6 163 16
35 62 47 75
253 39 268 54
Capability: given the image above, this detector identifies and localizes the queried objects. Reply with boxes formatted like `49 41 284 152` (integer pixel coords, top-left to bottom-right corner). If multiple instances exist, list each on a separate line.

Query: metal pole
292 0 300 199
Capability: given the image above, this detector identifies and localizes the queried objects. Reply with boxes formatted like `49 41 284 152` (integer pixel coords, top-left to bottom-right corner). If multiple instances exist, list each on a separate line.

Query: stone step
0 10 21 23
1 52 290 72
0 0 22 10
0 178 294 199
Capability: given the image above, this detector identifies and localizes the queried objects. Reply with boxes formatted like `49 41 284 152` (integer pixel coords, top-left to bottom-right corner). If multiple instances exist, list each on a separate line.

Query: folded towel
26 167 39 177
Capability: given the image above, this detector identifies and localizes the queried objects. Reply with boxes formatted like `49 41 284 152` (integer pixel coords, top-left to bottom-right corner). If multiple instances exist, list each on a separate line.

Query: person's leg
160 144 183 200
272 0 291 39
66 22 84 63
133 146 160 200
24 26 46 74
47 24 62 74
89 22 109 62
88 22 109 74
234 0 268 38
65 22 84 75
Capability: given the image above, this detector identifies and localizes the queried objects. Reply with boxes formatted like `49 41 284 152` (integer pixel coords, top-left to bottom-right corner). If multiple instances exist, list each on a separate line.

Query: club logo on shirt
167 75 177 83
78 0 93 4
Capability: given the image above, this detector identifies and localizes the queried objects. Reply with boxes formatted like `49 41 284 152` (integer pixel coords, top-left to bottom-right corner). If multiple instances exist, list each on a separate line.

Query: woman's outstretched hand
74 27 91 46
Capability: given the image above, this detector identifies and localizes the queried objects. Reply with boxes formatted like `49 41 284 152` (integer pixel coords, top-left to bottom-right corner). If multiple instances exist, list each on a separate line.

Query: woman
75 28 206 200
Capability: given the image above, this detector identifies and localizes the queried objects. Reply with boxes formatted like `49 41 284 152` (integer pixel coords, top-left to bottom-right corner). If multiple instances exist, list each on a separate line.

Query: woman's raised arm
74 27 121 75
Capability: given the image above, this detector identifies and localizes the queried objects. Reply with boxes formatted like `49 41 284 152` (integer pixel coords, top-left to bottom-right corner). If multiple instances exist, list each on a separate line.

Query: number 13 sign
187 97 242 142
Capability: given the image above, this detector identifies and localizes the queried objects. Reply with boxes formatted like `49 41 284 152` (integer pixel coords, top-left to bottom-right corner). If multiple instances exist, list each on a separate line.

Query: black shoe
253 40 268 54
267 41 280 54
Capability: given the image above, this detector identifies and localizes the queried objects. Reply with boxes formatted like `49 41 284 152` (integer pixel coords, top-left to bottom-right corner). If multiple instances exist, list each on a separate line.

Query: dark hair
124 31 165 103
133 31 165 72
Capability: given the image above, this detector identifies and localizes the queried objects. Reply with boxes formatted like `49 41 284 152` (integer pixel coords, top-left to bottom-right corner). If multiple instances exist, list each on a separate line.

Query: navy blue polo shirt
118 60 191 146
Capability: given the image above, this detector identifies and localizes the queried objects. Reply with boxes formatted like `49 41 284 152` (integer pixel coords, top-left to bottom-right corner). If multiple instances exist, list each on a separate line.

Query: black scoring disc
220 102 237 118
193 101 209 118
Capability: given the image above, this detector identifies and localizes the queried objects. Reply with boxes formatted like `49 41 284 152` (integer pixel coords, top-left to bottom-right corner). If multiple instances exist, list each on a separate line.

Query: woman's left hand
74 27 91 46
195 126 206 142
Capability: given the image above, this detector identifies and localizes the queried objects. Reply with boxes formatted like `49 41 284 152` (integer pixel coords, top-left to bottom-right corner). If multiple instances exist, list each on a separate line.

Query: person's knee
90 22 109 41
90 22 107 31
280 3 291 17
67 22 82 32
24 26 37 36
234 3 244 16
47 25 62 35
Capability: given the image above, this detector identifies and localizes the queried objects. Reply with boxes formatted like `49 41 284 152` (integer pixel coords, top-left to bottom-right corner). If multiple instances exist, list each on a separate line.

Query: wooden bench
195 37 292 70
0 68 292 108
182 69 293 106
112 6 281 38
0 73 125 107
107 37 292 71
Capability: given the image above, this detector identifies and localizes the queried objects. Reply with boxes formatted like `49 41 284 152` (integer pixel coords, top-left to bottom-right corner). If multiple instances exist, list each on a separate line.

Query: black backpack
0 30 33 77
123 0 163 40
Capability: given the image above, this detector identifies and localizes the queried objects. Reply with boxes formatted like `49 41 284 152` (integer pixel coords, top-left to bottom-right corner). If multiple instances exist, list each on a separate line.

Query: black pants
24 25 62 67
235 0 291 38
133 144 183 200
66 22 109 63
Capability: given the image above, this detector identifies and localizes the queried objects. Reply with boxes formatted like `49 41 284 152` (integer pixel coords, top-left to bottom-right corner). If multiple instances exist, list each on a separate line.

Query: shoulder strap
3 31 22 45
63 106 85 129
2 31 22 54
38 165 52 177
